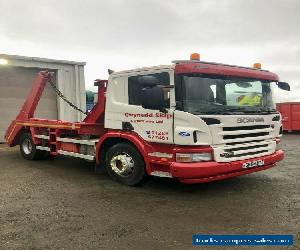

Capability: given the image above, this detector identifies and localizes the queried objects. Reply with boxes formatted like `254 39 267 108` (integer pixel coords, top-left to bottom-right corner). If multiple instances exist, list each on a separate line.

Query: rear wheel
105 143 147 186
20 133 48 160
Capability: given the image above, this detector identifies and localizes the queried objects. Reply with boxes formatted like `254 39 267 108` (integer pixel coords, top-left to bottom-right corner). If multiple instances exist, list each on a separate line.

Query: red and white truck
5 53 290 185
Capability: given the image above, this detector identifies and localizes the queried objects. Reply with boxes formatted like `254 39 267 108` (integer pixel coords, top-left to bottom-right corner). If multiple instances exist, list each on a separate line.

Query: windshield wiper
254 107 277 114
192 107 241 115
189 104 277 115
224 107 251 113
223 105 277 114
198 110 236 115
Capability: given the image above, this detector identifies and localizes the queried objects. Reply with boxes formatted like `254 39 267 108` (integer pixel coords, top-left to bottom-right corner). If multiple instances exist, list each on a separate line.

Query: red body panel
95 130 214 175
83 80 107 124
175 62 279 81
108 132 283 184
94 132 283 185
277 102 300 131
60 142 80 153
170 150 284 184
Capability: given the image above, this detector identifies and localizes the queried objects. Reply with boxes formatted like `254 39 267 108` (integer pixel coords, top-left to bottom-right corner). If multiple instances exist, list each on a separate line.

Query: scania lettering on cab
5 53 290 185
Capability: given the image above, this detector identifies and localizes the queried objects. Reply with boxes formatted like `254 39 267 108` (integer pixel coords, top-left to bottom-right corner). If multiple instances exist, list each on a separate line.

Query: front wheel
19 133 48 160
105 143 147 186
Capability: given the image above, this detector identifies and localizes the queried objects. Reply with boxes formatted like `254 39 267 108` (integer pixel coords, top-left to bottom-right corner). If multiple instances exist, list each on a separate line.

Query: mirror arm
159 107 168 114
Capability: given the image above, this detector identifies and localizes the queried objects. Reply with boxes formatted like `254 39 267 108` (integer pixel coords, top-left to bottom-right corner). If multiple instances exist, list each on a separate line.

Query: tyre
19 133 48 160
105 143 147 186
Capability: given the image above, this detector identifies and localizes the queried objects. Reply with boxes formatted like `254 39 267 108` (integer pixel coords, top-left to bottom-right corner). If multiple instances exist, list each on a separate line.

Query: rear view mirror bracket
277 81 290 91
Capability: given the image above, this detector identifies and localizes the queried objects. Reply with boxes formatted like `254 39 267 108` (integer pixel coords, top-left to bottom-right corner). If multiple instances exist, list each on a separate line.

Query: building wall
0 54 86 142
0 67 59 141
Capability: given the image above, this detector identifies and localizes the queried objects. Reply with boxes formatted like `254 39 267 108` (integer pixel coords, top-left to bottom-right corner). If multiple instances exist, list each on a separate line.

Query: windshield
176 75 275 115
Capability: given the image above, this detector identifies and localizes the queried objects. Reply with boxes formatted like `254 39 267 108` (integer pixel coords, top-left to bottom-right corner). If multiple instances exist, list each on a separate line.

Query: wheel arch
9 126 29 147
96 131 151 172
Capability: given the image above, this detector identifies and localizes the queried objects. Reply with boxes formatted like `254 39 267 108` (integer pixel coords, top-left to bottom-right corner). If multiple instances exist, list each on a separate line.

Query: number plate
242 159 264 169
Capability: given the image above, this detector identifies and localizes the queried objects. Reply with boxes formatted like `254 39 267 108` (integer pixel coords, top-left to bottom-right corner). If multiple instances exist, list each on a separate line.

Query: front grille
226 139 264 146
225 150 269 158
221 124 272 143
223 132 269 140
223 125 270 131
214 124 276 162
215 140 275 162
224 144 268 152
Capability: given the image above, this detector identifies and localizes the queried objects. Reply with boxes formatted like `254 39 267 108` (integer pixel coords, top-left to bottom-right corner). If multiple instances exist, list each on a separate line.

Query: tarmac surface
0 134 299 249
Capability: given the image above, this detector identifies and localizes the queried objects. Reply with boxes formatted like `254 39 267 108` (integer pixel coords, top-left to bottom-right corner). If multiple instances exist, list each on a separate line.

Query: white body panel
173 110 212 145
105 67 175 144
198 114 280 162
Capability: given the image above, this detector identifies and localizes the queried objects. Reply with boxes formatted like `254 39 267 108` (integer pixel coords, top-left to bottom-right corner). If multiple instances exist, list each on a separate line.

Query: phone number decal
146 130 169 141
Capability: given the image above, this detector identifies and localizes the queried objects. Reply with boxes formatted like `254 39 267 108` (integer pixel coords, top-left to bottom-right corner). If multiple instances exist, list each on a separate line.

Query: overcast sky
0 0 299 102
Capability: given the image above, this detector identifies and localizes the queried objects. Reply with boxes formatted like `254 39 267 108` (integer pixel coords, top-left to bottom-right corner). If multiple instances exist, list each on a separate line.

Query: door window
128 72 170 105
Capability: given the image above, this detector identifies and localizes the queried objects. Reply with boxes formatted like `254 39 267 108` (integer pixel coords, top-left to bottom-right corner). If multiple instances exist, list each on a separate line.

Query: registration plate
242 159 264 169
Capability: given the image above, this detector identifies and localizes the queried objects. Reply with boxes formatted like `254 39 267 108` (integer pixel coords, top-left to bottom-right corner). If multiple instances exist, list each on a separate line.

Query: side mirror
138 76 159 86
141 86 165 111
277 81 290 91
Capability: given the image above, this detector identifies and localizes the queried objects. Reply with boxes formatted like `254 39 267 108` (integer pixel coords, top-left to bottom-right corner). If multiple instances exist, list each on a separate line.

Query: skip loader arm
5 71 53 146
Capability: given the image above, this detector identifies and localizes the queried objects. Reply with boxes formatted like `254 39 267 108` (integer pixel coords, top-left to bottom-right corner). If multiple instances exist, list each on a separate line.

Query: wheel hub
110 153 134 176
22 138 32 155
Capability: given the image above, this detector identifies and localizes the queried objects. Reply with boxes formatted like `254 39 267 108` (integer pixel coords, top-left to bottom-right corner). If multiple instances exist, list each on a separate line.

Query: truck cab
103 53 289 184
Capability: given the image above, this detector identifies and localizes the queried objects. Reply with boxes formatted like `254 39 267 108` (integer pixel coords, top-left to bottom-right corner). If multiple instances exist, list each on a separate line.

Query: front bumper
169 150 284 184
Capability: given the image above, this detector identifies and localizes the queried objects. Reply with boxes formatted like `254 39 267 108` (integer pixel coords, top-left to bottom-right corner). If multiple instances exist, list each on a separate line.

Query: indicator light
190 53 200 61
253 63 261 69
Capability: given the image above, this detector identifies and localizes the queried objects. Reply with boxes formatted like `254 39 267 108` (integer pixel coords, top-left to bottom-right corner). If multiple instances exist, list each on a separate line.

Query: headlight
176 153 212 162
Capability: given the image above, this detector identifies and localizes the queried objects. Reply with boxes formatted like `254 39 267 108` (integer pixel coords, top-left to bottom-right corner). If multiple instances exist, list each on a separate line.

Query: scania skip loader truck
5 53 290 185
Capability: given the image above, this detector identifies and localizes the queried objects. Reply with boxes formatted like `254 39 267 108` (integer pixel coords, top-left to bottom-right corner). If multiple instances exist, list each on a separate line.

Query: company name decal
237 117 265 123
125 112 173 119
125 112 173 125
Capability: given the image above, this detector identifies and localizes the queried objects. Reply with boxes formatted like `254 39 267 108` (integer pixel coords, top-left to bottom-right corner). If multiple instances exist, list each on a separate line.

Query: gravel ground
0 134 299 250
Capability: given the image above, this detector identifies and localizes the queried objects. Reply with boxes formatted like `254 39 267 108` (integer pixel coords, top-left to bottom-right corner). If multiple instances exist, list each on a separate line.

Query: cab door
105 70 175 144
